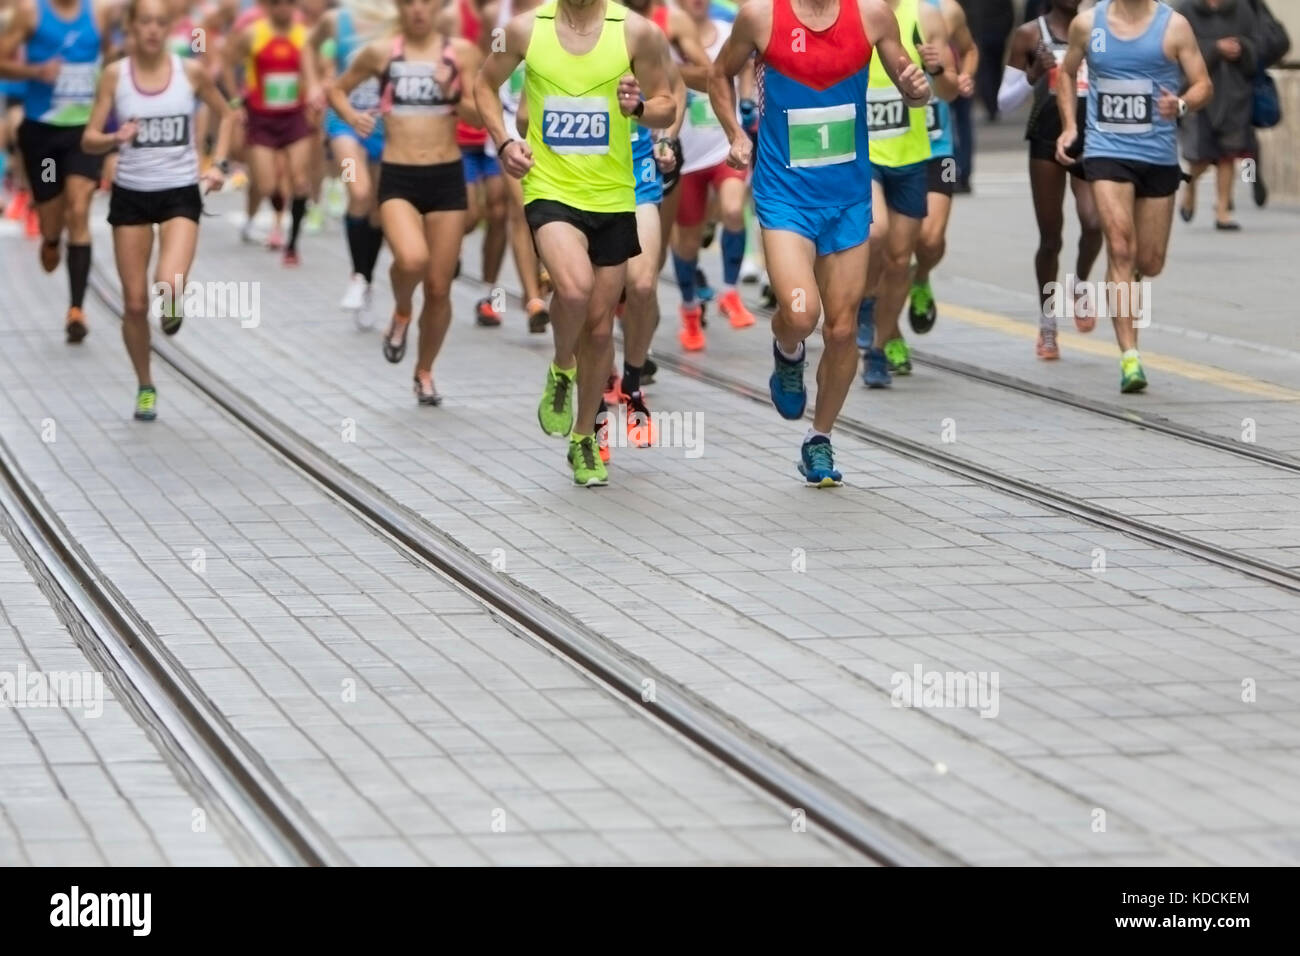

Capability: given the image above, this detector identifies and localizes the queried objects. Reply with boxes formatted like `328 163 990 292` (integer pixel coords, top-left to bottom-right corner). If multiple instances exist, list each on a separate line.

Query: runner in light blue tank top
1054 0 1211 395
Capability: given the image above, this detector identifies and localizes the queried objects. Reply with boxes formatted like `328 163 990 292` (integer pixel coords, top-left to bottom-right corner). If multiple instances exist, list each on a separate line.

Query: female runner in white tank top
82 0 233 422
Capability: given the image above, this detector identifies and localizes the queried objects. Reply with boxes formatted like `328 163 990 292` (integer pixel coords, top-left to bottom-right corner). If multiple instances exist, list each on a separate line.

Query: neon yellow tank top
522 0 634 212
867 0 931 168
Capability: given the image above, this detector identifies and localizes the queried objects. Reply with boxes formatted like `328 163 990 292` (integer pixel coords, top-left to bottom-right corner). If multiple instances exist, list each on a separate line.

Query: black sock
67 243 91 309
345 215 369 276
360 222 384 282
288 197 307 252
622 362 642 397
270 190 285 213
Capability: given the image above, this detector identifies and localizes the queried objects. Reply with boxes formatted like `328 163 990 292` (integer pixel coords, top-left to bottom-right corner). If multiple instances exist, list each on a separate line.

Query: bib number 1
787 103 856 168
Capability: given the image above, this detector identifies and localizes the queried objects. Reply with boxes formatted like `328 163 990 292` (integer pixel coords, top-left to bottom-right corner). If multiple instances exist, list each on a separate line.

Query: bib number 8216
1094 78 1154 133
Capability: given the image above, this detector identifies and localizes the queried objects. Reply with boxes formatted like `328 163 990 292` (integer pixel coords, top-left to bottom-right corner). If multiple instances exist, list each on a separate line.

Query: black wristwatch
216 159 231 174
633 100 645 118
925 63 945 77
497 137 519 156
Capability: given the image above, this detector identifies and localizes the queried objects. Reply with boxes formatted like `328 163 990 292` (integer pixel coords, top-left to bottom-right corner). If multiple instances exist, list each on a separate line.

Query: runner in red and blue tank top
710 0 930 486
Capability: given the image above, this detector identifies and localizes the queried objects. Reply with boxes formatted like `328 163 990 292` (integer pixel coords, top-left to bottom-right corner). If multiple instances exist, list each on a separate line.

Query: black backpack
1251 0 1292 69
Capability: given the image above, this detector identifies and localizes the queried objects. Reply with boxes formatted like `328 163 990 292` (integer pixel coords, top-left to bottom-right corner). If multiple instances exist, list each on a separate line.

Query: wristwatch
497 137 519 156
633 100 645 118
1177 97 1188 118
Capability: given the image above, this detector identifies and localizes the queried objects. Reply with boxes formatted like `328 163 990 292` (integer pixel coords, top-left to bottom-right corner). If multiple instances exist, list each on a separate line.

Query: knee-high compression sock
67 244 91 309
857 297 876 350
345 215 369 276
360 222 385 281
671 250 697 304
721 228 745 289
288 197 307 252
621 361 642 396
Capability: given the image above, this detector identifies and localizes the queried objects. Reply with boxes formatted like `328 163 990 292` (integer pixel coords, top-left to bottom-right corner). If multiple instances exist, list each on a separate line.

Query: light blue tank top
922 0 952 159
1084 0 1181 165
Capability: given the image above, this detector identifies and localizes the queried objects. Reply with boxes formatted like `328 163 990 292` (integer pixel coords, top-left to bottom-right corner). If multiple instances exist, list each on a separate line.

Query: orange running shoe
596 403 612 463
39 237 60 272
475 297 502 327
526 297 549 333
679 303 705 351
6 189 28 221
717 288 755 329
65 307 88 344
621 389 656 448
1069 276 1096 333
1036 327 1060 360
26 207 42 238
603 372 621 406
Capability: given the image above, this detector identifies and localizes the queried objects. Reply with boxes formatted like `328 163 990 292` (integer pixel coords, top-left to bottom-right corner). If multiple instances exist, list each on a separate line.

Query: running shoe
642 355 657 385
5 188 28 221
1036 327 1060 360
769 340 807 420
65 307 87 344
596 403 612 463
383 313 410 363
622 389 656 448
340 274 368 315
266 223 284 250
475 297 502 327
1120 353 1147 394
356 284 376 331
857 299 875 350
239 219 257 244
527 297 549 333
603 372 621 406
133 386 157 422
568 435 608 487
1069 275 1096 333
413 371 441 406
739 257 762 284
161 305 183 337
883 337 912 375
538 363 576 437
39 238 60 273
863 348 892 388
679 303 706 351
304 202 325 234
907 278 937 334
1253 178 1268 208
695 268 715 303
798 435 842 488
718 288 755 329
282 249 300 267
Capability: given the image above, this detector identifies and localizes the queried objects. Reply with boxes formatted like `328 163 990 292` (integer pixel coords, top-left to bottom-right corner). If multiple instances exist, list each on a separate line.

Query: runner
0 0 114 343
82 0 232 419
456 0 509 327
856 0 956 388
312 0 386 327
479 0 550 334
997 0 1100 360
712 0 932 484
475 0 676 486
669 0 754 345
328 0 481 405
906 0 974 337
224 0 321 266
1055 0 1210 392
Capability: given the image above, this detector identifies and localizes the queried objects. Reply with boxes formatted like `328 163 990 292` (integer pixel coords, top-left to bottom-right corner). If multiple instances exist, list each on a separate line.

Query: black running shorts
524 199 641 267
108 183 203 227
18 119 104 204
377 159 468 215
1082 158 1182 198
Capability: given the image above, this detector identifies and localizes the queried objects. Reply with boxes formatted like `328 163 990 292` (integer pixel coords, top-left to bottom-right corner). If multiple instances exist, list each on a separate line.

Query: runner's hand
35 59 61 84
1156 86 1180 120
115 119 139 145
617 75 642 117
200 166 225 193
957 72 975 98
1055 127 1077 166
1026 42 1053 84
919 42 942 76
499 138 534 178
654 138 677 173
896 57 929 104
350 110 377 138
725 133 751 170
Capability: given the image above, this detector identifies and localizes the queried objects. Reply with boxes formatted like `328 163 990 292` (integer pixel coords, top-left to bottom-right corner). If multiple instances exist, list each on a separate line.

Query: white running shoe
340 274 369 316
739 257 762 284
356 283 376 330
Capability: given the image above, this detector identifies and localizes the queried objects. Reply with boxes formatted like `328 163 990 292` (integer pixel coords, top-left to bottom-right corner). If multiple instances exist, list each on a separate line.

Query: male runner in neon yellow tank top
475 0 677 487
858 0 956 388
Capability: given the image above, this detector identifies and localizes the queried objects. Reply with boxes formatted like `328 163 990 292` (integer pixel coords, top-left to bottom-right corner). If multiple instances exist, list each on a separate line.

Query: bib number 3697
542 96 609 155
787 103 856 168
1094 77 1153 134
133 114 189 148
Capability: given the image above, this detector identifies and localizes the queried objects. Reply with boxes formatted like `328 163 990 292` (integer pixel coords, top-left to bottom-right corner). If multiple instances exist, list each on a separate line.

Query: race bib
541 95 609 155
53 62 97 103
390 62 453 113
1048 53 1089 93
1095 77 1152 134
687 92 719 129
133 114 190 148
263 71 300 108
865 87 908 139
787 103 855 168
349 76 381 112
924 100 941 140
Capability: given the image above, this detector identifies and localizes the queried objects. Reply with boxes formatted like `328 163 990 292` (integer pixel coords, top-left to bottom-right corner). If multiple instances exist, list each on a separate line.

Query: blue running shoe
769 340 807 420
798 435 842 487
695 268 715 303
856 298 876 350
863 348 892 388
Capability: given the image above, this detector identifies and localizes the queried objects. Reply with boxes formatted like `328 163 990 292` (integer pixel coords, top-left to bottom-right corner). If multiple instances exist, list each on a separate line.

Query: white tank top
679 19 733 175
114 54 199 191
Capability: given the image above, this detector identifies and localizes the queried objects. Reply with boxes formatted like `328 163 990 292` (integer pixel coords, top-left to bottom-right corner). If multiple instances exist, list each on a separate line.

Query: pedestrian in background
1178 0 1259 230
971 0 1015 120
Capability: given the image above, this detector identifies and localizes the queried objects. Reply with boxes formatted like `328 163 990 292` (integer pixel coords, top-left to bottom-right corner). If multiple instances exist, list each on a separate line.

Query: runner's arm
863 0 932 107
222 27 249 106
188 57 235 167
478 1 500 56
669 7 711 93
309 11 336 84
708 1 763 147
1167 12 1212 113
627 14 676 129
473 13 527 149
942 0 977 96
325 38 379 130
80 60 121 155
1054 10 1090 134
916 0 958 101
0 0 46 81
453 37 484 126
998 22 1038 112
299 23 324 110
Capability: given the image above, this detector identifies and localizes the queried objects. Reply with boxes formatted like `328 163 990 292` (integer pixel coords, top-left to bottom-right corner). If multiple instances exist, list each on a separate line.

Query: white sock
1122 348 1140 360
805 428 830 443
776 339 805 362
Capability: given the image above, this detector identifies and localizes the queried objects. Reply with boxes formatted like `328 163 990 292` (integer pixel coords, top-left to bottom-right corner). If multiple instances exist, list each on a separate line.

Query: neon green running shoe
133 386 157 422
883 337 912 375
538 363 576 437
1120 353 1148 393
908 279 937 334
568 435 608 487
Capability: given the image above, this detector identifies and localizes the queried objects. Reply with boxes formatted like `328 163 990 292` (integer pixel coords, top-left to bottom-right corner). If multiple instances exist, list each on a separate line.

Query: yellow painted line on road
938 301 1300 403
